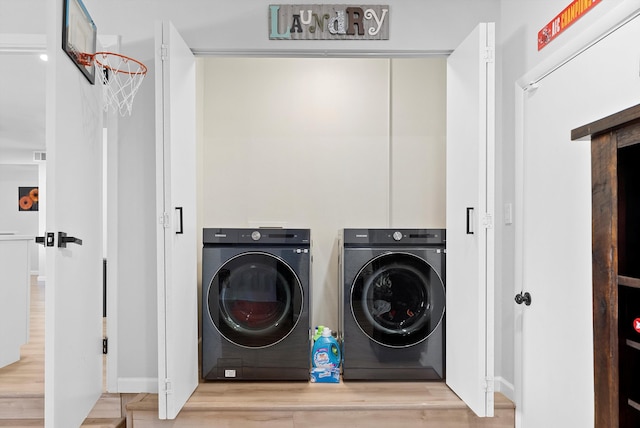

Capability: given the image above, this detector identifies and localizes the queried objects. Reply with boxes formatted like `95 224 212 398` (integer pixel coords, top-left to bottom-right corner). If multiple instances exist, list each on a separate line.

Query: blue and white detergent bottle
310 327 341 383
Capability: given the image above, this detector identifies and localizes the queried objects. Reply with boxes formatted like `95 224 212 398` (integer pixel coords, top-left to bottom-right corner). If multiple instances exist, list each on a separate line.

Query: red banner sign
538 0 602 50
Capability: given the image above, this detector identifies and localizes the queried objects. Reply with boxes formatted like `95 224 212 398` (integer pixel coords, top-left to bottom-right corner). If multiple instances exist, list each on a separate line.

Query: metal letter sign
269 5 389 40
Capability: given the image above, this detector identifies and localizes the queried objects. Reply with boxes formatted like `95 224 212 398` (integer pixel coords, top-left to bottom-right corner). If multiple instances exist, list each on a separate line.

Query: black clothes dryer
202 228 311 380
340 228 446 381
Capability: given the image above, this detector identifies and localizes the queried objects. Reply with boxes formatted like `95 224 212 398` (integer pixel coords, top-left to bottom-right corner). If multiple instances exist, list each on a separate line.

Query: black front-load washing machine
340 228 446 381
201 228 311 380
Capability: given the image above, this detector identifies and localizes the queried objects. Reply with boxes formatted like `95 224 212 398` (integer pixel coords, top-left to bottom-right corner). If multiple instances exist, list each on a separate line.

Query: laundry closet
197 56 447 330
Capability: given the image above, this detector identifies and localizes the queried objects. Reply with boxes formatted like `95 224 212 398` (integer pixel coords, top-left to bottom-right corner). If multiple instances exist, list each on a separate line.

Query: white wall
0 164 39 270
0 0 45 34
199 57 445 329
86 0 500 52
390 59 446 228
113 56 159 391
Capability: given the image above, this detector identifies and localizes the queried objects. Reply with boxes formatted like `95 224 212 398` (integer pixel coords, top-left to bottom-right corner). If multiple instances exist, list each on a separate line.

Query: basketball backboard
62 0 96 84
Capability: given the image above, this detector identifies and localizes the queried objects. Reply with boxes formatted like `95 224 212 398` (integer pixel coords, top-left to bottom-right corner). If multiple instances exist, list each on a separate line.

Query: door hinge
483 46 494 63
483 376 495 392
159 212 170 228
482 213 494 229
161 44 168 61
102 338 108 355
162 379 173 394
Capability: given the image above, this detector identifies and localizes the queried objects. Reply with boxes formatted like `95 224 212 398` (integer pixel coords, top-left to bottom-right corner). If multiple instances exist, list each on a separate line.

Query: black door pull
176 207 183 234
466 207 474 234
58 231 83 248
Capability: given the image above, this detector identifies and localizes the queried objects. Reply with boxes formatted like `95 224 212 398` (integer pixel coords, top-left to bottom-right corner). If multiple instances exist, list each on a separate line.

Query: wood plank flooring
2 277 515 428
0 277 123 426
127 382 514 428
0 277 106 396
0 277 44 395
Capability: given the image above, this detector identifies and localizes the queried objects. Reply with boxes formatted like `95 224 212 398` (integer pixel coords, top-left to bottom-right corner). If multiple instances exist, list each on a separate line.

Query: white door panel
446 22 495 418
155 20 199 420
517 72 594 428
45 0 104 426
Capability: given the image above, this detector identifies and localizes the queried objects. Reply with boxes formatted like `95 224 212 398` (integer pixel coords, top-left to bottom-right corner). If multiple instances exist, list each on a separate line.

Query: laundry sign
269 5 389 40
538 0 602 50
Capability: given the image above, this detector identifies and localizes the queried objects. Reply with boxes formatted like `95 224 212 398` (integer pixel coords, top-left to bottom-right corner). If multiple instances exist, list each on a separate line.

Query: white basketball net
94 52 147 116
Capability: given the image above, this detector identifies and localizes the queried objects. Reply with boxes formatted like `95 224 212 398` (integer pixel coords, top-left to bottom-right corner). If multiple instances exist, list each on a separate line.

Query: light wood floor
0 277 124 426
0 276 44 395
127 382 515 428
0 276 107 395
3 277 515 428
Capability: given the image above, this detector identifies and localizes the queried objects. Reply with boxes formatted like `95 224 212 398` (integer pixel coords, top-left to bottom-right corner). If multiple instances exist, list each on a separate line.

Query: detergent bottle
312 325 326 342
312 327 341 369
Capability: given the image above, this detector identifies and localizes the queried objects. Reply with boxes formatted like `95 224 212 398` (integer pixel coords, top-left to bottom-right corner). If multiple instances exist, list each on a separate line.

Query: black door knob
515 292 532 306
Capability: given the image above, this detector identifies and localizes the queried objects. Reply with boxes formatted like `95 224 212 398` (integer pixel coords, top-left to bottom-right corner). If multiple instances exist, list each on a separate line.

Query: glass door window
207 252 303 348
350 252 445 348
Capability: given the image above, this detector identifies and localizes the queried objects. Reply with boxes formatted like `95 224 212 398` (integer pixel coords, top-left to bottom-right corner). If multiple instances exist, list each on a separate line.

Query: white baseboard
116 377 158 393
37 275 45 286
494 376 515 402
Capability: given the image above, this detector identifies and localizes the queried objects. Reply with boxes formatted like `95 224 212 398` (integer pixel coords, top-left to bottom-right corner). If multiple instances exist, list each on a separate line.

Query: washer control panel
342 228 446 246
203 228 311 245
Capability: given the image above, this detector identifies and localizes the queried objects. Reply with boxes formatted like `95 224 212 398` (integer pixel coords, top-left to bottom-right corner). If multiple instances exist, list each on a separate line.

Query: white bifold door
155 20 199 420
445 22 496 418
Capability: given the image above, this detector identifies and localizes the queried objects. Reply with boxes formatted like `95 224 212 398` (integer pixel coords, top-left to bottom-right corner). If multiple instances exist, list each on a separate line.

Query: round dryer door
207 252 304 348
350 252 445 348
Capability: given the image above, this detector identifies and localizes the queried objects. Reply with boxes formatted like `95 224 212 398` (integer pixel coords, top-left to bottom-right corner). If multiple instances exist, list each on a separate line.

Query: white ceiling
0 53 47 155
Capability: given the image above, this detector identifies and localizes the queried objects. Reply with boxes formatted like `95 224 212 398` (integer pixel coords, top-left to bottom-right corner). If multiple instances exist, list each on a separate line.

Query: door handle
466 207 474 234
515 292 532 306
35 232 55 247
175 207 183 234
58 231 83 248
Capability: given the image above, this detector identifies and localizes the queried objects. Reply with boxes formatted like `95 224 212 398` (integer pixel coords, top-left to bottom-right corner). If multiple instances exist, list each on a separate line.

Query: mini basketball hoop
78 51 147 116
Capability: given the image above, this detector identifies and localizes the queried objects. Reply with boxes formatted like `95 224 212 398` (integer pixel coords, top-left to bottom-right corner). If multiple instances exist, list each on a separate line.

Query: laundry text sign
269 5 389 40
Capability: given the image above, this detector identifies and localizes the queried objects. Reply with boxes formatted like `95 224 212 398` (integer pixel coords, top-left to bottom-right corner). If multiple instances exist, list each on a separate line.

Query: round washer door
207 251 304 348
350 252 445 348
